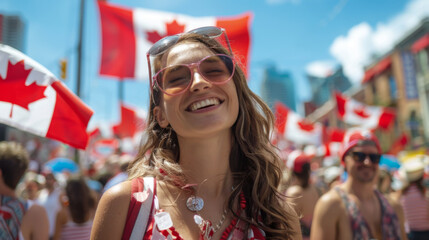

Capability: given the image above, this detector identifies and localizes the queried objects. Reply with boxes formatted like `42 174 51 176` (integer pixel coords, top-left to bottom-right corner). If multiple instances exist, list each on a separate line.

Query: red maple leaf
145 20 186 44
0 60 47 117
297 120 315 132
146 30 164 44
353 107 370 118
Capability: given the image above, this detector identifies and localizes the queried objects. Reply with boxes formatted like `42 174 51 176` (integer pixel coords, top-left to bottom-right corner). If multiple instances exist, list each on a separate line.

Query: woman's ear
153 106 169 128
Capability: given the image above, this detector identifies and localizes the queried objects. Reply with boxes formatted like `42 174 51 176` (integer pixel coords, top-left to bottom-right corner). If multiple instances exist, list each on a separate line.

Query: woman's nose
189 70 212 92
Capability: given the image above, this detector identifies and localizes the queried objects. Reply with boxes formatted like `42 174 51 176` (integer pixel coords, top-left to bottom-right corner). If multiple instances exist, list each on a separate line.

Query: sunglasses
351 152 381 164
152 54 235 96
146 26 234 95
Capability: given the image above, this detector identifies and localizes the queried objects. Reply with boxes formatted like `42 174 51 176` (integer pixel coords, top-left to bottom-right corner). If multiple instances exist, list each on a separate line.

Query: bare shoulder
312 188 344 222
316 188 343 209
101 180 132 204
24 202 49 224
311 188 345 240
286 185 303 198
384 193 401 209
26 203 47 216
96 180 132 214
21 202 49 240
91 180 132 240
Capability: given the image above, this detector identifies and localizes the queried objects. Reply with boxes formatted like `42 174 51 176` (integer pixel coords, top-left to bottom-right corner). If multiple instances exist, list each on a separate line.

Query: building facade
305 66 352 116
260 65 297 111
0 14 25 51
307 17 429 152
0 13 26 141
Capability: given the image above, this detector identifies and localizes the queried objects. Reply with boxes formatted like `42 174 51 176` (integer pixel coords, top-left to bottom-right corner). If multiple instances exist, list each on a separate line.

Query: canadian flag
112 102 146 139
388 132 409 155
335 92 395 130
321 142 343 158
325 126 345 143
97 1 252 80
0 44 93 149
274 102 323 146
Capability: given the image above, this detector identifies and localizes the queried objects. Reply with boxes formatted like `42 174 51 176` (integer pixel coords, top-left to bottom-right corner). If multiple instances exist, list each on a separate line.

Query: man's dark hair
0 141 29 189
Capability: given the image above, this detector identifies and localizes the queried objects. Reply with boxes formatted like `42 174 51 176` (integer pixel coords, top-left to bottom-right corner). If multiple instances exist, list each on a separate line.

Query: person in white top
37 171 62 239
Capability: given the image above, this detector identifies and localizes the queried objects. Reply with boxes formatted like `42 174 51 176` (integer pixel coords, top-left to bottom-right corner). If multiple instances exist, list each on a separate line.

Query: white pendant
186 195 204 212
154 211 173 230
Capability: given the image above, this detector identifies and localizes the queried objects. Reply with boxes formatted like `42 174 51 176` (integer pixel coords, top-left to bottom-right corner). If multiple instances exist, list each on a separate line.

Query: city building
304 66 352 116
0 14 25 51
307 17 429 151
0 13 26 141
260 65 297 111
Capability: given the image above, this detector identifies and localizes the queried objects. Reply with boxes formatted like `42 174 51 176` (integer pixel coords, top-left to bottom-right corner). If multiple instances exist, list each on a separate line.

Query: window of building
388 74 398 100
416 47 429 85
371 82 378 104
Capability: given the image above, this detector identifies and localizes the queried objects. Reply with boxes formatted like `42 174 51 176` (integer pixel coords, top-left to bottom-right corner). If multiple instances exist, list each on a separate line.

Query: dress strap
122 177 156 240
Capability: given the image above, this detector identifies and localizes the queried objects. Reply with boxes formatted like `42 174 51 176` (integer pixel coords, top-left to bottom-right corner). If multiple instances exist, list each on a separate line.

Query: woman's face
153 41 239 139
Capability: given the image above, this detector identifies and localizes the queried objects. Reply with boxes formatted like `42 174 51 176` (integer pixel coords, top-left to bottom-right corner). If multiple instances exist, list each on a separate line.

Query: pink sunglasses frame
151 54 236 96
146 26 234 96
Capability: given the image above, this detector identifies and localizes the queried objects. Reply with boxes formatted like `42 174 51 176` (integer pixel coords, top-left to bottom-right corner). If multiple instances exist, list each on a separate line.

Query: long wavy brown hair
128 33 298 239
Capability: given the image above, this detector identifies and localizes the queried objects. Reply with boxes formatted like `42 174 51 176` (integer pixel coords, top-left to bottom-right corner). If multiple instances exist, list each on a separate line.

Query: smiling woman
91 26 301 240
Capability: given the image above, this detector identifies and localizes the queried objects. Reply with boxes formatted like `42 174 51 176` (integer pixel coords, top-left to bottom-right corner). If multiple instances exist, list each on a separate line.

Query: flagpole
74 0 85 163
119 79 124 101
76 0 84 98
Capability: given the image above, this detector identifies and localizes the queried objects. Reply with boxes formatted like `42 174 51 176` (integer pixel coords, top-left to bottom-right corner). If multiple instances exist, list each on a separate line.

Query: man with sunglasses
311 128 407 240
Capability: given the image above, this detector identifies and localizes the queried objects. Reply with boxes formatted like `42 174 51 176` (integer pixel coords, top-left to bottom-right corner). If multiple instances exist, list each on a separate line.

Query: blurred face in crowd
25 180 39 200
44 172 56 190
345 144 380 183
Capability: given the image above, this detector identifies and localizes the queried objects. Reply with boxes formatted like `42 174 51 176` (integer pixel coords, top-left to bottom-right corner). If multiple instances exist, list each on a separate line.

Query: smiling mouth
188 98 222 111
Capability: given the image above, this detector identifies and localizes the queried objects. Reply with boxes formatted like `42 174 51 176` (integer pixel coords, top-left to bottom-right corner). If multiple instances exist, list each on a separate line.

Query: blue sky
1 0 428 130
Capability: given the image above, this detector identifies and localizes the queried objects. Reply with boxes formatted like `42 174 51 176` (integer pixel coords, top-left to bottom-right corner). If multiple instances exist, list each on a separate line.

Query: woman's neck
177 131 233 198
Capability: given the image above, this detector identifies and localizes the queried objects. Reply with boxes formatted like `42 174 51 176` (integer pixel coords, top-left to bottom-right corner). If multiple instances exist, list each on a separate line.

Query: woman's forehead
161 42 213 66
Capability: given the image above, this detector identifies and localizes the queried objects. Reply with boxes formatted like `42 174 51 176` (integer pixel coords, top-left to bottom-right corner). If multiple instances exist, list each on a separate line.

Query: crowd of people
1 25 429 240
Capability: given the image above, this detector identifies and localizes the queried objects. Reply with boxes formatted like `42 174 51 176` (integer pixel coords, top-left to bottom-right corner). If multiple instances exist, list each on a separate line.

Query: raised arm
90 181 131 240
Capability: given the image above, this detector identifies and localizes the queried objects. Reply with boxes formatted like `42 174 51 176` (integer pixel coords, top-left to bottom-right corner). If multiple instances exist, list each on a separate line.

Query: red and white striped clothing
400 185 429 232
0 195 27 240
122 177 266 240
59 219 93 240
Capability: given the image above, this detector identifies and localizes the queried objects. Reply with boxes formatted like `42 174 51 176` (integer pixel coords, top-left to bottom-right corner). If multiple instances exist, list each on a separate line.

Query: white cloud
306 60 337 78
329 0 429 84
266 0 301 5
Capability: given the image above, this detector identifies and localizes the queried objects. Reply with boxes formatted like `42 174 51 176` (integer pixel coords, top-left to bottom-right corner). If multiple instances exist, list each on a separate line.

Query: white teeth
190 98 220 111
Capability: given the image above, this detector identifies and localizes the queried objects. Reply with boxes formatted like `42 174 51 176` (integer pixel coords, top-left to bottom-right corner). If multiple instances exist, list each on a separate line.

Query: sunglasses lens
155 54 235 95
148 35 180 56
369 154 381 164
352 152 366 162
188 26 222 37
352 152 381 164
156 65 192 95
199 55 234 83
